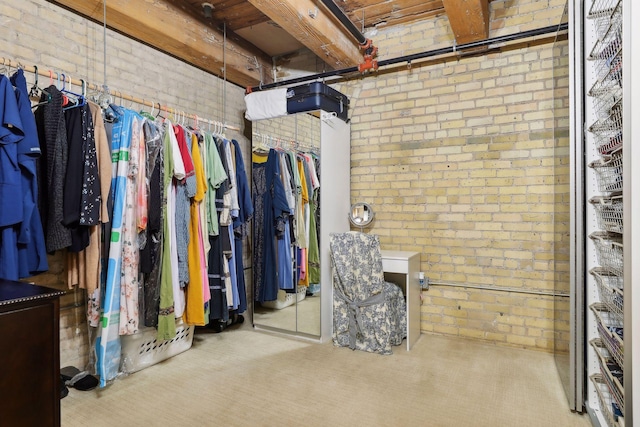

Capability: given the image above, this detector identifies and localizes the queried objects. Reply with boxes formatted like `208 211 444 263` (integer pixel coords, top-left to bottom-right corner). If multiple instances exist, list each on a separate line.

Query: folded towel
244 88 288 121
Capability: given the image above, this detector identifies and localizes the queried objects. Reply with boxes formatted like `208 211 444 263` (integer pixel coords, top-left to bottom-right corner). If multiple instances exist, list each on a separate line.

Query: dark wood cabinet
0 279 65 427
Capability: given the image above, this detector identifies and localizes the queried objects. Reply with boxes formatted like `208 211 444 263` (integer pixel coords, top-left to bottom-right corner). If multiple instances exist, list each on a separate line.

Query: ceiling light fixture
202 2 214 19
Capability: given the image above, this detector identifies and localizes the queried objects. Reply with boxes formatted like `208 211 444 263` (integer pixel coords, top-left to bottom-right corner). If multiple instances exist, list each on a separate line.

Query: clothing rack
252 131 318 153
0 56 240 132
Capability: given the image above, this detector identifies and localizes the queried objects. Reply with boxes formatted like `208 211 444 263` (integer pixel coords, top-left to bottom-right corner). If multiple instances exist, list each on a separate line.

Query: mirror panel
251 112 321 337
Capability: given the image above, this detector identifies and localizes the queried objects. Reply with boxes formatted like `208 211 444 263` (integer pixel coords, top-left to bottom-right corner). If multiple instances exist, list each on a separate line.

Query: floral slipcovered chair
329 232 407 355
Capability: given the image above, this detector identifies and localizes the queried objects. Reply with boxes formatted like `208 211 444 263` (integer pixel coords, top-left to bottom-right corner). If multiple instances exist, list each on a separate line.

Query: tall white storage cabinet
571 0 639 424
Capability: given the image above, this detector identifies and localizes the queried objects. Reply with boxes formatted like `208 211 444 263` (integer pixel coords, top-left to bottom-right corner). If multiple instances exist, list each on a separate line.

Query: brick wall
0 0 249 369
337 0 571 352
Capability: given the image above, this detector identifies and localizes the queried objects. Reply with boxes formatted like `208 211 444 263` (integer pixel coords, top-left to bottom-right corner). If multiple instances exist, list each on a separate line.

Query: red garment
173 125 195 178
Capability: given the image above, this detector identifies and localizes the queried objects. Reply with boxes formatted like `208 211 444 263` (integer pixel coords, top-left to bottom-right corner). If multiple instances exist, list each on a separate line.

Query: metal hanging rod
252 131 317 152
0 56 240 132
248 23 569 92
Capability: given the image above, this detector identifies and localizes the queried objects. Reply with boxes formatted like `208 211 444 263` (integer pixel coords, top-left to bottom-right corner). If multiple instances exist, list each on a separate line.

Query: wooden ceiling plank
366 7 446 28
441 0 490 44
348 1 445 28
50 0 273 88
248 0 364 68
181 0 270 30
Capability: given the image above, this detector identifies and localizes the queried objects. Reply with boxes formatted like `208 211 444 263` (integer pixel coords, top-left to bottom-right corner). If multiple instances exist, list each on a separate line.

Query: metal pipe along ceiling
248 23 569 92
319 0 367 45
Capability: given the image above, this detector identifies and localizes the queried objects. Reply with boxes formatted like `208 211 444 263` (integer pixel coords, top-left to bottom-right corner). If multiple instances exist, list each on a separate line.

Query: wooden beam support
49 0 273 88
442 0 490 44
248 0 364 69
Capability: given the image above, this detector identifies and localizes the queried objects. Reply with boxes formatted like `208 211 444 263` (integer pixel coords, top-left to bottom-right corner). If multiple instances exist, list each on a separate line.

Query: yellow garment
297 158 310 287
183 133 208 326
252 151 268 164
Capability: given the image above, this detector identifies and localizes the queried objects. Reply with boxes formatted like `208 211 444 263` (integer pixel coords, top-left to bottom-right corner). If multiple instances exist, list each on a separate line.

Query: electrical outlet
419 272 429 290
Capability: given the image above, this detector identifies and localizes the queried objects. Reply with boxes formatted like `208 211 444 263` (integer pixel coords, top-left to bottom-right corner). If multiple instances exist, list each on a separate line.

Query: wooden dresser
0 279 65 427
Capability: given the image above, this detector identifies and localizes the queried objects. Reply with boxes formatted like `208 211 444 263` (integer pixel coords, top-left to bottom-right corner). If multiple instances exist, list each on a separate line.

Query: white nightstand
380 250 421 351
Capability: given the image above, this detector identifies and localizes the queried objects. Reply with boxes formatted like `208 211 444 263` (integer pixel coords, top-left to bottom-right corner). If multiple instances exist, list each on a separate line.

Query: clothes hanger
253 132 270 153
59 74 73 108
30 66 52 108
139 99 156 120
0 61 9 76
61 74 86 111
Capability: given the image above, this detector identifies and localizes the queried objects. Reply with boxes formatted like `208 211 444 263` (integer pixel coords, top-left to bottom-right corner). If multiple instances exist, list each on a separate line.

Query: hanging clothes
140 119 164 327
6 70 49 279
196 133 211 307
66 101 111 325
119 115 145 335
34 84 71 253
63 103 99 252
207 137 232 323
231 139 253 314
256 149 292 302
157 119 181 340
251 151 267 303
183 130 207 326
173 125 195 290
222 139 239 310
167 121 186 320
252 142 321 301
96 104 138 387
307 172 321 284
296 155 310 287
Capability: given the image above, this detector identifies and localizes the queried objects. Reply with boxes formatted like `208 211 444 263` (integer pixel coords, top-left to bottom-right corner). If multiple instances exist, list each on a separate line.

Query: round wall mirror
349 202 375 230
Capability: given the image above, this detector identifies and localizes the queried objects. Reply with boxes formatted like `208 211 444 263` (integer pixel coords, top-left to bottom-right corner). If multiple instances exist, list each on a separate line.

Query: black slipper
66 371 99 391
60 366 81 382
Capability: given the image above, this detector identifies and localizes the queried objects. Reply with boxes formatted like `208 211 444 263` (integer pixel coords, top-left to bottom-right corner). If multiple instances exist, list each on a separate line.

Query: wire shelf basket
591 338 625 415
588 0 622 40
587 28 622 96
590 303 624 370
588 149 623 193
590 267 624 325
589 195 623 234
588 102 622 155
591 374 624 427
589 231 624 276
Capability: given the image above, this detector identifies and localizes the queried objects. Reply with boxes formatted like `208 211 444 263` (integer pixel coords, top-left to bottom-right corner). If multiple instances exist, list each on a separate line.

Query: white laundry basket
120 319 194 374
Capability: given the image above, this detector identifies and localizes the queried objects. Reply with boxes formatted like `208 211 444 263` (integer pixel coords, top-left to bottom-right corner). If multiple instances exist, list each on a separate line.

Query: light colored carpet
61 325 590 427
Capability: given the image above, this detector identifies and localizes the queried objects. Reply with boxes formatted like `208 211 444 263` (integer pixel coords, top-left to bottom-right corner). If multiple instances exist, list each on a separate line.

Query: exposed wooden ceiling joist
49 0 273 88
182 0 271 32
441 0 490 44
248 0 364 69
343 0 445 29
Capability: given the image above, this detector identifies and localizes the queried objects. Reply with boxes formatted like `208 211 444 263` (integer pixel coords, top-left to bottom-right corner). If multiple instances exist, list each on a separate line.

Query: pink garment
198 209 211 303
299 248 307 282
137 122 148 232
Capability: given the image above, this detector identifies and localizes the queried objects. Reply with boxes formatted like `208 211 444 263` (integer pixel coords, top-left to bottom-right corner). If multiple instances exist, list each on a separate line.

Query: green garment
204 133 227 236
157 124 176 340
